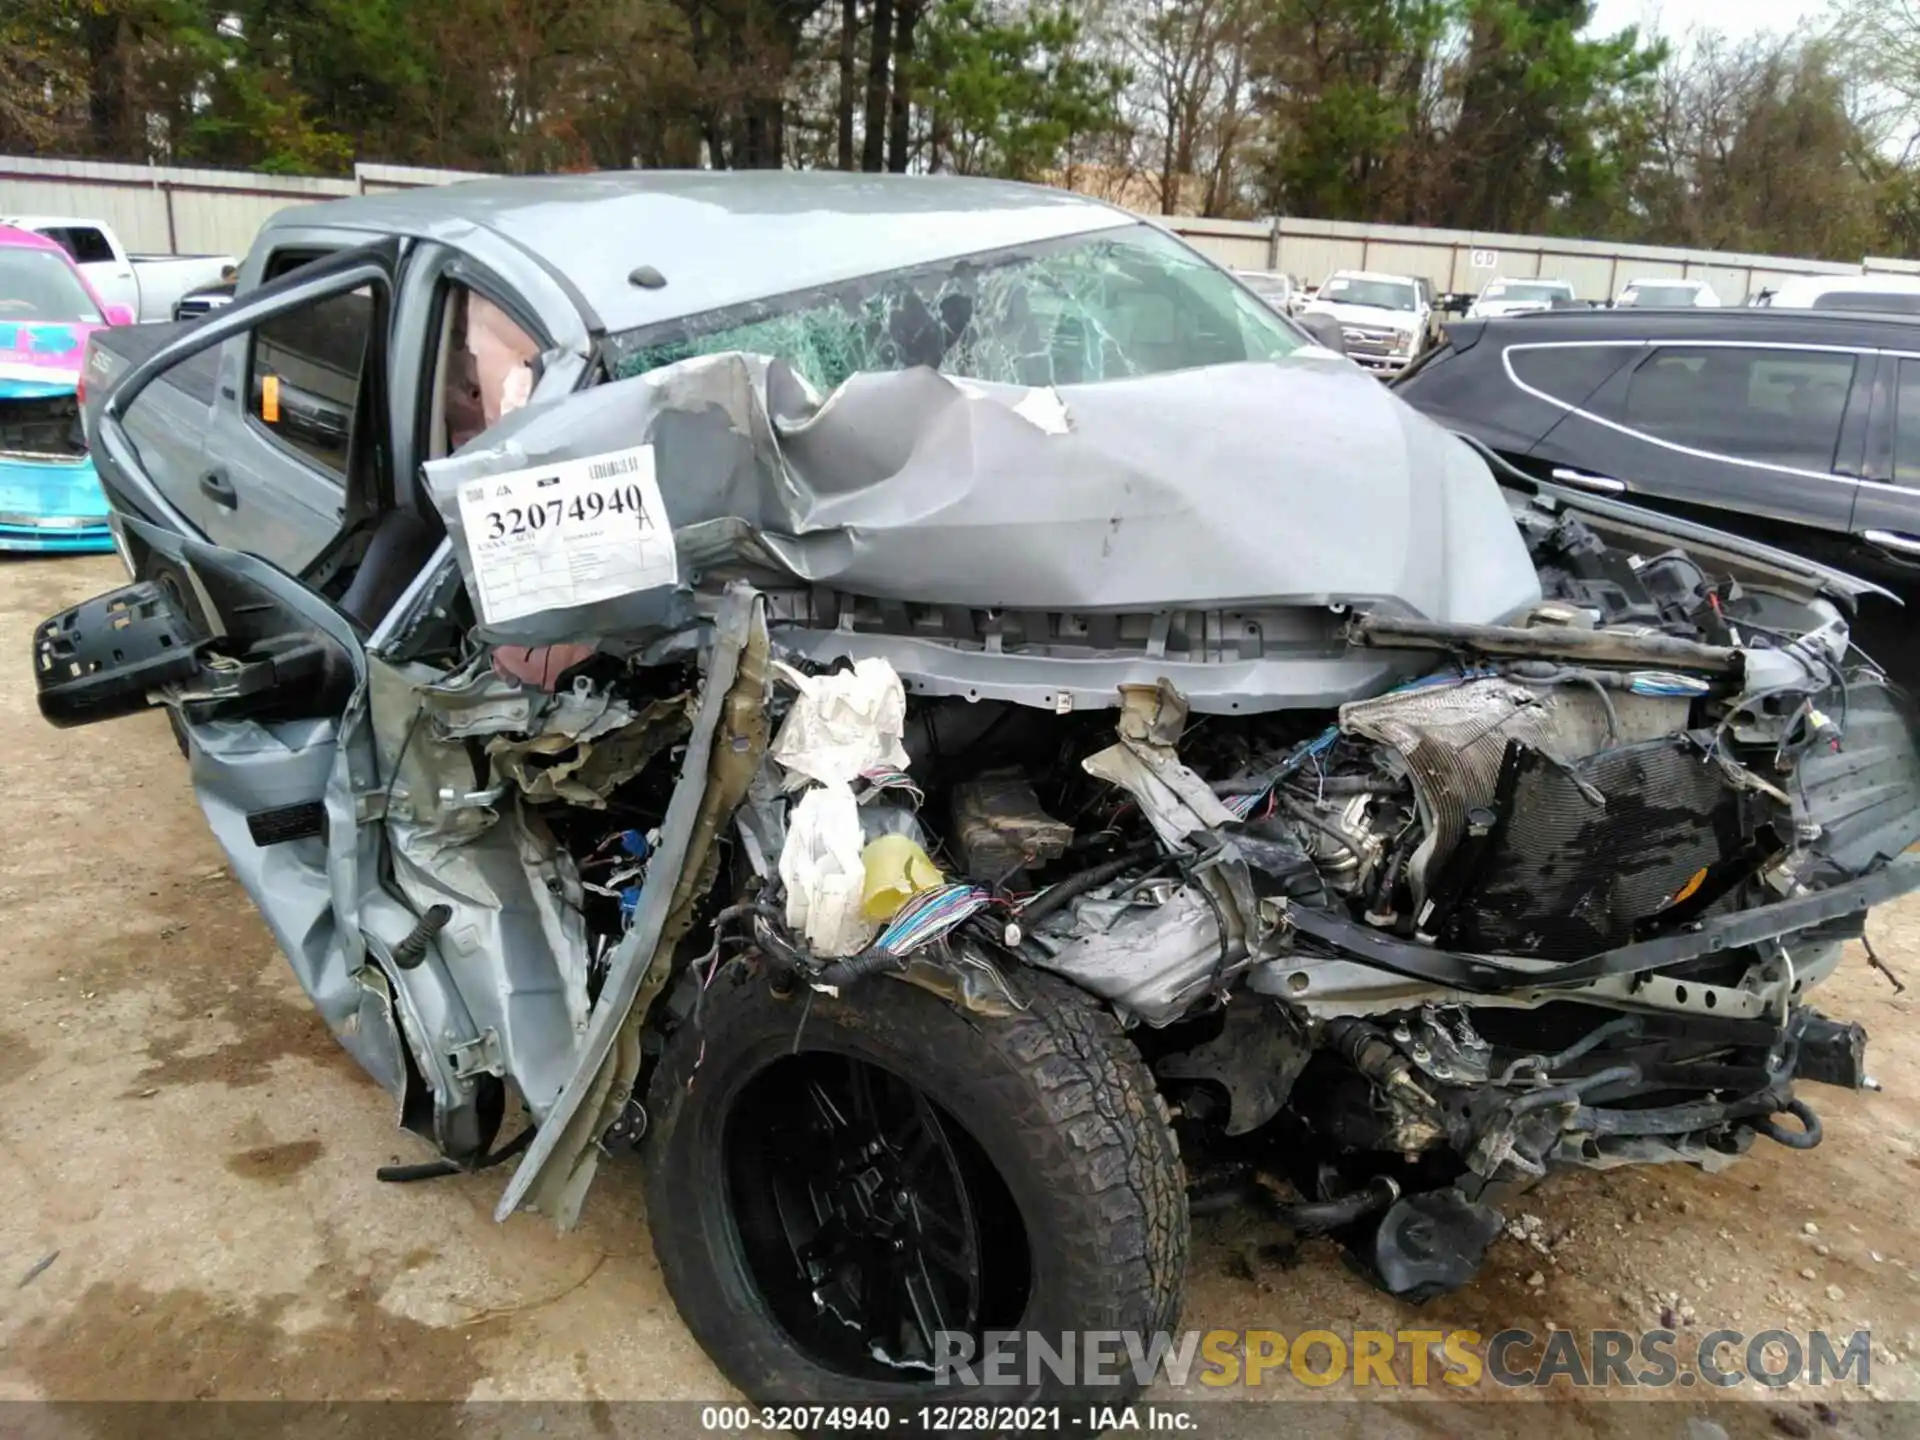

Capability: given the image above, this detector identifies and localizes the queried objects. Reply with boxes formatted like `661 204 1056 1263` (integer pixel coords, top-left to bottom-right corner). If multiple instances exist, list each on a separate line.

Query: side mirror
103 304 136 327
1295 312 1348 355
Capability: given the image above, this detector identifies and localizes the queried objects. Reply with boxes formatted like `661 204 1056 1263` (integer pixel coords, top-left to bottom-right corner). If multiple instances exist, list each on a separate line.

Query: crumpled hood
0 321 98 388
427 353 1542 645
1302 301 1420 333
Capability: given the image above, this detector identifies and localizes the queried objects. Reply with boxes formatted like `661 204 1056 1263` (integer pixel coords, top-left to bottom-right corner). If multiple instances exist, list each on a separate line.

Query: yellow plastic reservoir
860 835 943 921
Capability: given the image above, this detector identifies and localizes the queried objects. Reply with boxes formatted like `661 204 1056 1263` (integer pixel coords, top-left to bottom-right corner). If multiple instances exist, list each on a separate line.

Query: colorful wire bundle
858 765 926 808
876 882 992 955
1627 671 1711 697
1226 726 1339 820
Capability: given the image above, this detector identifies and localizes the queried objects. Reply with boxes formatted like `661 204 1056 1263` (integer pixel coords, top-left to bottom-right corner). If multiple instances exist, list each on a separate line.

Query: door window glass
247 286 376 483
264 249 334 282
1508 344 1634 407
1893 360 1920 486
1617 345 1856 472
48 227 115 265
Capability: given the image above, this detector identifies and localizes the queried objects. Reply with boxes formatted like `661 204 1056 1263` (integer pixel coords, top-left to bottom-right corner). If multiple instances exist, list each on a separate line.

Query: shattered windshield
606 223 1303 392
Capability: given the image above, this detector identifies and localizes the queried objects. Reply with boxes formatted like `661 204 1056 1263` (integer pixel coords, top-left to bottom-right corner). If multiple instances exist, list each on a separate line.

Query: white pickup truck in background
2 215 233 324
1300 269 1438 377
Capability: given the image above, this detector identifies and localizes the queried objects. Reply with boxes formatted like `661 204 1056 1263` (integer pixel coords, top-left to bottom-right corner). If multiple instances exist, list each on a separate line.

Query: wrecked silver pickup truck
35 174 1920 1408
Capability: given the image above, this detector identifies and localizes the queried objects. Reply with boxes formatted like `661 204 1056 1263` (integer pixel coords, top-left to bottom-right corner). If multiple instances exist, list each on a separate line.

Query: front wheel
641 966 1188 1410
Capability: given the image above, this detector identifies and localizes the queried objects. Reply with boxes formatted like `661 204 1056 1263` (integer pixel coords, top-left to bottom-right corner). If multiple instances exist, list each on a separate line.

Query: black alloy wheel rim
724 1050 1031 1379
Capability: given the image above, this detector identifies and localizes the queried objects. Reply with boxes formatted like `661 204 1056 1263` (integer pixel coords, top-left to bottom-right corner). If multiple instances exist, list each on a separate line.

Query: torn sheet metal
1083 681 1237 848
498 584 766 1226
487 693 692 808
384 797 595 1116
423 351 1542 647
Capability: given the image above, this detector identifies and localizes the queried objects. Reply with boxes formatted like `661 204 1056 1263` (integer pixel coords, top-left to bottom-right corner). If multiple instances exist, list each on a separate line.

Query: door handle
200 469 237 509
1864 529 1920 557
1551 466 1627 494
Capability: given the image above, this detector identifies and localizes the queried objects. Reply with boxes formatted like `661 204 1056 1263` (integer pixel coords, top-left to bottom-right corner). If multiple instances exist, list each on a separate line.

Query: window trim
241 277 388 491
1503 339 1636 408
1500 339 1869 488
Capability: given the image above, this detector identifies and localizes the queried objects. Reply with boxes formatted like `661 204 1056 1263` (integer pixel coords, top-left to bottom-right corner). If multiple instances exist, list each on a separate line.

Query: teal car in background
0 225 133 553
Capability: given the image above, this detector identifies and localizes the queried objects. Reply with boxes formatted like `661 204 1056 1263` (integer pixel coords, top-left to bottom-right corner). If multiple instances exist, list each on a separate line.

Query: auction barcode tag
455 443 677 625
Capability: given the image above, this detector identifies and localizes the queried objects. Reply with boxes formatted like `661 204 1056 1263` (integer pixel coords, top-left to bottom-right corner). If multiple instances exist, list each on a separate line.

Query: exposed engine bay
362 485 1919 1299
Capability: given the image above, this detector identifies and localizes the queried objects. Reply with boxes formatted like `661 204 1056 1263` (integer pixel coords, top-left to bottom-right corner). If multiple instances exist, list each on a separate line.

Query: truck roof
265 171 1138 334
1766 272 1920 305
1326 269 1420 284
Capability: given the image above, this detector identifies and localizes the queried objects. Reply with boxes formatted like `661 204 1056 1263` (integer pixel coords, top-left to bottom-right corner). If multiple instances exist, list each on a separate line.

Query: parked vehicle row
3 215 234 325
1267 267 1726 380
1216 260 1920 349
34 172 1920 1414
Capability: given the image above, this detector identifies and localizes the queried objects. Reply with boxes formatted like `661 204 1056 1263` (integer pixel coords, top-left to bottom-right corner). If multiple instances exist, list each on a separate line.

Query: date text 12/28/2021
698 1407 1199 1432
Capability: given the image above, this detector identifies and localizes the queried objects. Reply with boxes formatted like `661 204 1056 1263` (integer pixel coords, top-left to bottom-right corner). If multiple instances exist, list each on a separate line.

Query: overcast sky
1588 0 1823 43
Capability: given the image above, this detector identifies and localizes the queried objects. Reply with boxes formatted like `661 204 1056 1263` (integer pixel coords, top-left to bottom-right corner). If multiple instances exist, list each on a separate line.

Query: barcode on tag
589 453 645 481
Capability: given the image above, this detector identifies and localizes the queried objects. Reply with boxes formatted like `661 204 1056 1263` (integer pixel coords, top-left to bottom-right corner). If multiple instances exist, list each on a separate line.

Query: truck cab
1301 269 1435 376
5 215 235 324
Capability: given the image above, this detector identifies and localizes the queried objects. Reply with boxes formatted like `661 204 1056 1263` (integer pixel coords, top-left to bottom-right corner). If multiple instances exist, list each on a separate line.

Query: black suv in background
1395 308 1920 671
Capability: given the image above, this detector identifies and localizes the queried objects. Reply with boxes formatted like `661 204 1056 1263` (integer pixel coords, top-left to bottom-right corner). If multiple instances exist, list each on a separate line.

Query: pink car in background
0 224 134 552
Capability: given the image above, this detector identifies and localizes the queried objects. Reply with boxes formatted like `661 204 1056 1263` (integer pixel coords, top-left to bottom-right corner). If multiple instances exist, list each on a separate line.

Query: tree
6 0 1913 266
1638 33 1883 259
837 0 859 166
1437 0 1663 233
0 0 83 154
1247 0 1448 221
1126 0 1259 213
916 0 1128 179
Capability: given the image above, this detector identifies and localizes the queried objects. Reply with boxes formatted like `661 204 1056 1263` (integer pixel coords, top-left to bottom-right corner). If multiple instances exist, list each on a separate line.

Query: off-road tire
641 963 1188 1412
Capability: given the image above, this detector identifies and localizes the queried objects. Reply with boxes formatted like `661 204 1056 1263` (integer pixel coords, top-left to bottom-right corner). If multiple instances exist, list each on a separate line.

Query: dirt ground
3 554 1919 1438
